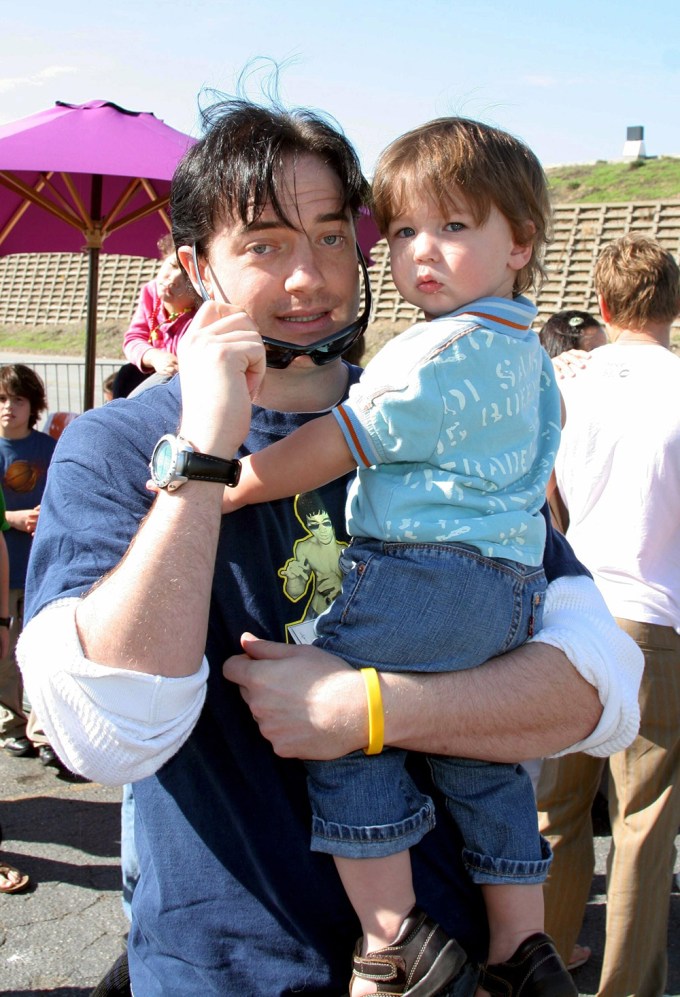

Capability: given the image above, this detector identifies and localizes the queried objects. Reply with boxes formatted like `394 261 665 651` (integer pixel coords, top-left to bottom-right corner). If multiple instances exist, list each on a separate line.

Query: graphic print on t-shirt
278 490 347 643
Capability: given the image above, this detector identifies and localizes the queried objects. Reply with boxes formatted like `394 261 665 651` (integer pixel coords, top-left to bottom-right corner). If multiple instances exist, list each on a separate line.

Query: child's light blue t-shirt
334 295 561 565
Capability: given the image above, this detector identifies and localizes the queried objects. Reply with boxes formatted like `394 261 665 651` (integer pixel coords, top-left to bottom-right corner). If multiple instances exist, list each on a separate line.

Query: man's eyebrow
242 210 351 234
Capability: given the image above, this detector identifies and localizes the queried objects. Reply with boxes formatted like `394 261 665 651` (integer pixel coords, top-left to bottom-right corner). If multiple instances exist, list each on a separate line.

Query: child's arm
223 412 357 513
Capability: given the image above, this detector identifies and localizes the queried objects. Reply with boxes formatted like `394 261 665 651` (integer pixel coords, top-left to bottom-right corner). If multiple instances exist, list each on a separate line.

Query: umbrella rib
102 178 143 233
60 172 95 228
139 178 171 234
0 173 51 246
105 194 171 236
0 169 85 231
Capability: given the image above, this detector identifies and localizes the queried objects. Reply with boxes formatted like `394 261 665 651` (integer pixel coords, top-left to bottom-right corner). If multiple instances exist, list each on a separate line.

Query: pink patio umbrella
0 99 196 409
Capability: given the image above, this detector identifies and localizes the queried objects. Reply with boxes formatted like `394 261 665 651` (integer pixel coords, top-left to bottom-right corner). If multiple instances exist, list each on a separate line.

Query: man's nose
284 246 325 295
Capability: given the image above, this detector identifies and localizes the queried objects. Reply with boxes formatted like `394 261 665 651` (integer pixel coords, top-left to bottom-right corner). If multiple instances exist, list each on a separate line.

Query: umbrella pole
84 244 99 411
83 175 103 412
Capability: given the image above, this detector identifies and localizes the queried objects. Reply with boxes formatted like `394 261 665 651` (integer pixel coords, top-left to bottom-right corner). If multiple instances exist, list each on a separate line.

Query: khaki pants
0 589 48 747
0 589 27 738
537 619 680 997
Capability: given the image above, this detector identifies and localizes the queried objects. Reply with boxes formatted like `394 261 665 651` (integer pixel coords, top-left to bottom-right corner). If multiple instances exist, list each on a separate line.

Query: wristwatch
0 617 11 628
149 435 241 492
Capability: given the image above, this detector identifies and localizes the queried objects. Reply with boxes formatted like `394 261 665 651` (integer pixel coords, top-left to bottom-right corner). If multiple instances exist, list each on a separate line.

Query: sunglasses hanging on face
191 243 372 369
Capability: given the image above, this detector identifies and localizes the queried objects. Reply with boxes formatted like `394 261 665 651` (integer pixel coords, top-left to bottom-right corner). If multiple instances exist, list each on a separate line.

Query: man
18 100 641 997
537 235 680 997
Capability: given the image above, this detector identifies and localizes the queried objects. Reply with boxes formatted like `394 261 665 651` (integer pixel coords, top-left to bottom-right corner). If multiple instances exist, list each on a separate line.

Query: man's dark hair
171 99 370 252
0 364 48 429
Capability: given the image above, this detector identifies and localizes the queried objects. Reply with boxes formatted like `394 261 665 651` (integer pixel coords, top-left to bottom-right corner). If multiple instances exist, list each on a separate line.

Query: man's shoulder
57 380 180 459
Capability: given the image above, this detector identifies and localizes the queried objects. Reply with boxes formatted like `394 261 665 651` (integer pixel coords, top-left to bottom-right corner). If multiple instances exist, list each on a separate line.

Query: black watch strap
0 617 11 628
185 450 241 487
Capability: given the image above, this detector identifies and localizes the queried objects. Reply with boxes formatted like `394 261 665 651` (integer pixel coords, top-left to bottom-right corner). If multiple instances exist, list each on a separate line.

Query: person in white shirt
537 234 680 997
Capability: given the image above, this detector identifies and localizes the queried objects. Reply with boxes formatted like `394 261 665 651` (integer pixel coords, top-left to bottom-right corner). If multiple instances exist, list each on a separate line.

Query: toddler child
220 117 573 997
123 236 201 377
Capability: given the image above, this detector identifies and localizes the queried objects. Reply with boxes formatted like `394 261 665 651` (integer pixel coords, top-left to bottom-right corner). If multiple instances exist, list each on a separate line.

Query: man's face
196 154 360 358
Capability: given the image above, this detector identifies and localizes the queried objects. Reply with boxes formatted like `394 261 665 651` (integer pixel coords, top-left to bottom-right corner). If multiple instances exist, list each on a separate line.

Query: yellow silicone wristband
361 667 384 755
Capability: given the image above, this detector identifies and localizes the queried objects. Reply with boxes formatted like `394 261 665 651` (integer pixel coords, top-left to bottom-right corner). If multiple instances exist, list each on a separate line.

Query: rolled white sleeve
17 598 208 785
531 574 643 757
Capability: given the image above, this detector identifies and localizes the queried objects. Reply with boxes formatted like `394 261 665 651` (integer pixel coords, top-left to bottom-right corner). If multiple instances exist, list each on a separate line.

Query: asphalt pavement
1 743 679 995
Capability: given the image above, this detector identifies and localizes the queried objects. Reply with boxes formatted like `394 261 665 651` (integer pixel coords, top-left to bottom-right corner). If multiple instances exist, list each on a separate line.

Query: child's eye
394 226 415 239
445 222 465 232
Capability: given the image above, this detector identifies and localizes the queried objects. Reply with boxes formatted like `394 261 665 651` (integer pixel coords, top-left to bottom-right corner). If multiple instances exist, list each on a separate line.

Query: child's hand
145 349 179 377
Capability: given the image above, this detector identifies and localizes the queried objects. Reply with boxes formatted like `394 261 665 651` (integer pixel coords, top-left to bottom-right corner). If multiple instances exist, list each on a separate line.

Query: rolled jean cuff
462 835 552 885
310 800 435 858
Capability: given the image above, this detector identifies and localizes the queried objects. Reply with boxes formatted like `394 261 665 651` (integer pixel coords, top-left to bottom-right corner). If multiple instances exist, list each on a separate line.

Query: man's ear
598 293 611 325
177 245 210 299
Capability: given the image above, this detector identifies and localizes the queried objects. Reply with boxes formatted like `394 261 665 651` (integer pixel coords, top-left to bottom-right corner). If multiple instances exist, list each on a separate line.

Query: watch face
151 437 176 488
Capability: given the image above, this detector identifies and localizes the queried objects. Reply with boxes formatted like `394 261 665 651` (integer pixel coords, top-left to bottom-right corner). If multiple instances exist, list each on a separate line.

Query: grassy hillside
546 156 680 203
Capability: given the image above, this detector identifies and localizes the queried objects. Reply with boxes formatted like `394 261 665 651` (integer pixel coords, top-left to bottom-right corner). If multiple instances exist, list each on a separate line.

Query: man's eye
321 234 344 246
249 244 273 256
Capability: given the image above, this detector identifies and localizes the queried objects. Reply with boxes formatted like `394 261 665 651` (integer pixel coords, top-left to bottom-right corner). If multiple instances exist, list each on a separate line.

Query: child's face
156 256 197 312
386 192 532 320
0 391 32 437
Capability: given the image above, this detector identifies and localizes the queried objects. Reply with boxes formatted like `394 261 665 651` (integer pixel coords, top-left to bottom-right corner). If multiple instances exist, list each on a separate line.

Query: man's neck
256 359 350 414
608 321 671 348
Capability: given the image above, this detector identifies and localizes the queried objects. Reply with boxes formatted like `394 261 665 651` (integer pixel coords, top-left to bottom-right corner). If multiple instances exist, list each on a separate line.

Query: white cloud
0 65 76 94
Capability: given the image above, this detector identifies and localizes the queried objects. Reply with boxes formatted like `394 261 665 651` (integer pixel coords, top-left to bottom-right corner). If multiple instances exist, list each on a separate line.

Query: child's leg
481 882 544 965
335 850 416 957
336 850 466 997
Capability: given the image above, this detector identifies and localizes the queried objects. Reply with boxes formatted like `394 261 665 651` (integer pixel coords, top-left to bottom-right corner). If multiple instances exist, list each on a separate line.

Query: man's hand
177 303 266 459
223 633 367 759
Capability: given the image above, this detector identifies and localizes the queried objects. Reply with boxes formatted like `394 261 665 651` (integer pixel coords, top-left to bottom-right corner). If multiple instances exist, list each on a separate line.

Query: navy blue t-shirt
26 368 589 996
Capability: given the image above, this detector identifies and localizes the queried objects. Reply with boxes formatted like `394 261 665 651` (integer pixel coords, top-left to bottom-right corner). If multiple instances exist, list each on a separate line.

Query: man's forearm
76 484 223 676
380 641 601 761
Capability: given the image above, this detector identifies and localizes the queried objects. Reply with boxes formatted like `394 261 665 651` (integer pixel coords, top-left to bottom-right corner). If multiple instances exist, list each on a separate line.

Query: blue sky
2 0 679 174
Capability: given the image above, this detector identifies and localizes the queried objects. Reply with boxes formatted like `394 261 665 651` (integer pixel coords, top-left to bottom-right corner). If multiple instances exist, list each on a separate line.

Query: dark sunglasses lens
310 326 362 365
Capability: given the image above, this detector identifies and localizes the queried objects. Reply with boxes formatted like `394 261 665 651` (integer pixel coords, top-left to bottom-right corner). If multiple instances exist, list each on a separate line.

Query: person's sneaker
3 736 35 757
349 906 466 996
479 933 577 996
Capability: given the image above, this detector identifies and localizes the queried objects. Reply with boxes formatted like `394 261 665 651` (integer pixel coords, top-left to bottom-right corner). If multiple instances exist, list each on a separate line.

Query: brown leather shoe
479 932 578 996
349 906 466 996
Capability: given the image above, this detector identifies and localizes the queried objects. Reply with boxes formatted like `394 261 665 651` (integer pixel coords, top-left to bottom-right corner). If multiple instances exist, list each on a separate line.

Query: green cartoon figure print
278 490 347 643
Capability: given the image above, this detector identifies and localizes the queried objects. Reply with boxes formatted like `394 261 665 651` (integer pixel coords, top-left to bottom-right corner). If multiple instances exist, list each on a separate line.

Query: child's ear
509 221 536 271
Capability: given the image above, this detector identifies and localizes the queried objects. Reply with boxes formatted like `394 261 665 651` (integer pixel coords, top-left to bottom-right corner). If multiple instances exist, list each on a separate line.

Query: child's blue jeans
307 538 552 885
